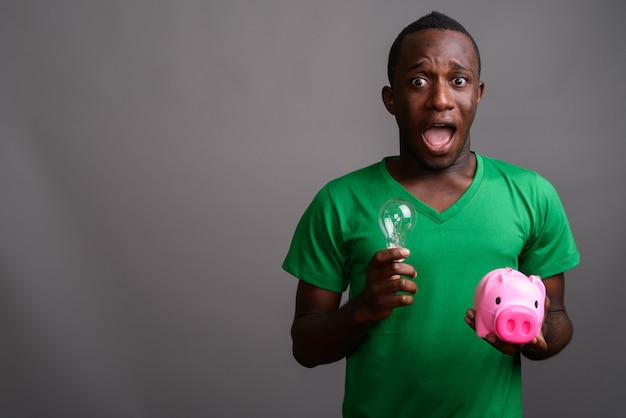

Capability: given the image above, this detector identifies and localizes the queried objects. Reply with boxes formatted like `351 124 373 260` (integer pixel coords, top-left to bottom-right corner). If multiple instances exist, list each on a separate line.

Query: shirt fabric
283 152 580 418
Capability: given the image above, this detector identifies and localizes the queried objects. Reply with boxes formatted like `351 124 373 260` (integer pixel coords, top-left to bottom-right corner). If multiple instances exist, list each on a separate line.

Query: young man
283 11 579 417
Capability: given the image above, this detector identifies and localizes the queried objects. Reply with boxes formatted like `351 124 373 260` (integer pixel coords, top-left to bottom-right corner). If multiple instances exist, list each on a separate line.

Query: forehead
398 29 478 73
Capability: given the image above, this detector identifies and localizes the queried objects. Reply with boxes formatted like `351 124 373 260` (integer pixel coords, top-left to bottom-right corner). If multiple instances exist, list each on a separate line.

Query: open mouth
422 125 456 152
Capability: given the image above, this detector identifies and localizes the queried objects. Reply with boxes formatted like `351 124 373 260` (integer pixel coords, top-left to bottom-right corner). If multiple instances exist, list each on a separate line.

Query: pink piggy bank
473 267 546 344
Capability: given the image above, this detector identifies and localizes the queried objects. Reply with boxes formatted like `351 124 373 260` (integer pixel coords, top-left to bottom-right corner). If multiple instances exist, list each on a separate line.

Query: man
283 11 579 417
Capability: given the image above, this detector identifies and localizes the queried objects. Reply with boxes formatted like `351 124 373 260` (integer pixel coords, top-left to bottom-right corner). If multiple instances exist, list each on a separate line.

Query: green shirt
283 153 580 417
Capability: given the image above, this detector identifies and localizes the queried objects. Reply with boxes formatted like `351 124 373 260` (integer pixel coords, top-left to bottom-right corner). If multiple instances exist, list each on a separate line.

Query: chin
423 158 457 171
420 148 469 171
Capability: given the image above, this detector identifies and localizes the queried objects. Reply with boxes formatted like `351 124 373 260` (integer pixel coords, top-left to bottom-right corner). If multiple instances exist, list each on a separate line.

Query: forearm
522 310 573 360
291 299 372 368
290 248 417 368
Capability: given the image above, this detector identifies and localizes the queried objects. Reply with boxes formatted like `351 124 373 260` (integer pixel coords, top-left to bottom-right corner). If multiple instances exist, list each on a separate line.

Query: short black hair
387 11 481 86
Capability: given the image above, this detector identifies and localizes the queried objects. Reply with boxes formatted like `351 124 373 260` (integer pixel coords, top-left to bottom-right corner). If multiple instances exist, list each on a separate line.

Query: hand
352 248 417 324
520 294 551 357
464 295 552 356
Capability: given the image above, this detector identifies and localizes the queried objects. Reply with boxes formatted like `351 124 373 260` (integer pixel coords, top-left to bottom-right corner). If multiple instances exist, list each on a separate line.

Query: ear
382 86 395 115
476 80 485 104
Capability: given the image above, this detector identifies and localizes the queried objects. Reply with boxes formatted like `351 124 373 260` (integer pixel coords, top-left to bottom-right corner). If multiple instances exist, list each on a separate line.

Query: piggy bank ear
529 275 546 300
481 270 507 295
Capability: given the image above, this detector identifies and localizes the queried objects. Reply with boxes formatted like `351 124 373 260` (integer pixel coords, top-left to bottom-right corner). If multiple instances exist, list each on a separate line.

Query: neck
386 149 477 213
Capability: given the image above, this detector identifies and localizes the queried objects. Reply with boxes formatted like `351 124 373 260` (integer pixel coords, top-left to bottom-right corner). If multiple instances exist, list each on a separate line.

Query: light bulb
378 198 417 251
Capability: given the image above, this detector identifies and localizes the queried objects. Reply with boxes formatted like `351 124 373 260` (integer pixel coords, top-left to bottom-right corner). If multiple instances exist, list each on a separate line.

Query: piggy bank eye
535 301 539 308
495 297 501 305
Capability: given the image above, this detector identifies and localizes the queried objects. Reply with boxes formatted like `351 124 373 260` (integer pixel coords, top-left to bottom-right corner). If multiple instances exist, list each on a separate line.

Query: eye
495 297 501 305
410 77 428 88
452 77 468 87
535 301 539 309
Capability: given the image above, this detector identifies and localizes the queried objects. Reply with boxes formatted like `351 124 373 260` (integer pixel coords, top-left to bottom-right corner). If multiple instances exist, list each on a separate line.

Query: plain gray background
2 1 625 417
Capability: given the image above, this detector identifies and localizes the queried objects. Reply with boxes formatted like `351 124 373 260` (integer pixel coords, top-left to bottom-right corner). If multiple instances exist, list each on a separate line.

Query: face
383 29 485 172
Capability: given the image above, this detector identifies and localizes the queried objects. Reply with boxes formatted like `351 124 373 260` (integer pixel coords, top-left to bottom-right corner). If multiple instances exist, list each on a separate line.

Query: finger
367 291 415 314
368 256 416 285
464 309 476 329
371 248 411 267
484 334 522 356
386 261 417 280
465 308 476 320
393 293 415 307
381 277 418 295
530 331 547 350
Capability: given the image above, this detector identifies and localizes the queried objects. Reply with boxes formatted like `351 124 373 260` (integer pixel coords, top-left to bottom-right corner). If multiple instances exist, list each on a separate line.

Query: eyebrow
405 61 428 73
450 62 472 72
404 60 473 74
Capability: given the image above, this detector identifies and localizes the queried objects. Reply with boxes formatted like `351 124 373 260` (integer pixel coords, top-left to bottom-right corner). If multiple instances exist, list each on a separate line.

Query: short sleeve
518 176 580 278
282 185 349 293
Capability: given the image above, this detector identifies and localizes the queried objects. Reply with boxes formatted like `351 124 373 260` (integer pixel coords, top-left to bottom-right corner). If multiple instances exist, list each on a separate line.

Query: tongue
423 127 454 148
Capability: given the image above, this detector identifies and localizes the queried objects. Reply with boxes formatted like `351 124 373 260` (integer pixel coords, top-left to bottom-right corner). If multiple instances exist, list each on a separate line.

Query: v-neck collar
378 152 484 224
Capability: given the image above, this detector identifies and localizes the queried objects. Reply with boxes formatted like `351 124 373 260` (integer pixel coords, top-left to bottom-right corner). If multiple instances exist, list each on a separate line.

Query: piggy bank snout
494 305 541 344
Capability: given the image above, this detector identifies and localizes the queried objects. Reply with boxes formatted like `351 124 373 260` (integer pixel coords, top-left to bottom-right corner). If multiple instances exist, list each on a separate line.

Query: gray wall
2 1 624 417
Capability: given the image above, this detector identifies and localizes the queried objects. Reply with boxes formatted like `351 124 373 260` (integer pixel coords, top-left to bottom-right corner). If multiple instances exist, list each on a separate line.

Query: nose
425 80 454 112
494 306 541 344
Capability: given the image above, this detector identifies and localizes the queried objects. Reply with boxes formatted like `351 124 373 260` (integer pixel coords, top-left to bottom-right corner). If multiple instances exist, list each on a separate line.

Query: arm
465 273 573 359
291 247 417 368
